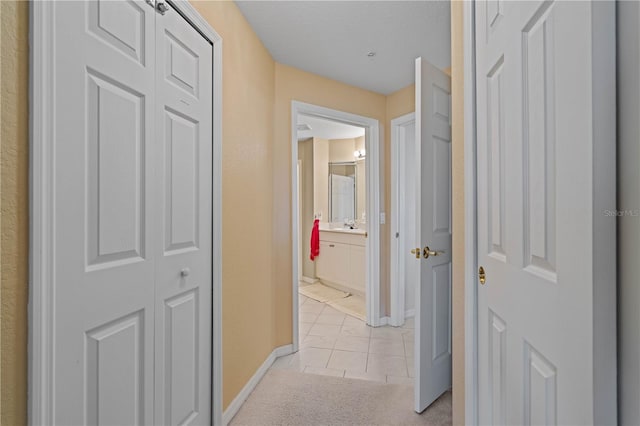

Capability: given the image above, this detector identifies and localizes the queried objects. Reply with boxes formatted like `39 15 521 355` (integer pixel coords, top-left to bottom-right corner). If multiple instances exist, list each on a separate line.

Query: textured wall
0 1 29 425
189 1 277 410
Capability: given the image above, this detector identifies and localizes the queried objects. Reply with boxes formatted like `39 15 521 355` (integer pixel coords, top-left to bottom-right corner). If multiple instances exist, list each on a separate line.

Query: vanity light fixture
354 149 366 159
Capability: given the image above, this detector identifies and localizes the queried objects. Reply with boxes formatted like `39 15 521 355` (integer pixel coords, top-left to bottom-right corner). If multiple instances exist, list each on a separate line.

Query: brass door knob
423 246 444 259
410 248 420 259
479 266 486 285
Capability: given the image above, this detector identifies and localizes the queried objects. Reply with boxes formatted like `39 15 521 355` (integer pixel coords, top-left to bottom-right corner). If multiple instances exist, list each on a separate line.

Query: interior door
53 1 157 424
414 57 453 413
475 1 616 424
154 2 213 425
50 1 213 424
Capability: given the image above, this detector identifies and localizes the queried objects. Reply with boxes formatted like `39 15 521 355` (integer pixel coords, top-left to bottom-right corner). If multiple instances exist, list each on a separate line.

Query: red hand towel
310 219 320 261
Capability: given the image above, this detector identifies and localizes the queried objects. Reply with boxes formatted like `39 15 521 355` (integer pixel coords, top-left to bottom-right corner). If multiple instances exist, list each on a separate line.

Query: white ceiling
297 114 365 141
235 1 451 95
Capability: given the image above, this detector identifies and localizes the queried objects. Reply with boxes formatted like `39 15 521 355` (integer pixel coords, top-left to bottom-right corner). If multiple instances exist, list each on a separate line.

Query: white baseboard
301 276 318 284
222 344 294 425
373 316 391 327
405 309 415 318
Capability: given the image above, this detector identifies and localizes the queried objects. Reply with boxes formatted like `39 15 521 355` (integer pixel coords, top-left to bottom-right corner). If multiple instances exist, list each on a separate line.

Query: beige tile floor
271 293 415 385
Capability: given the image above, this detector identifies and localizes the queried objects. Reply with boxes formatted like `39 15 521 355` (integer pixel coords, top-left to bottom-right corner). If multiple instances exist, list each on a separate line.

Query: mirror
329 162 357 223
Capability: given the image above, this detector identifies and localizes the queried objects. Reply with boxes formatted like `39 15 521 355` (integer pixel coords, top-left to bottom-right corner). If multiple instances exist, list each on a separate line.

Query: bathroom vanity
315 228 366 296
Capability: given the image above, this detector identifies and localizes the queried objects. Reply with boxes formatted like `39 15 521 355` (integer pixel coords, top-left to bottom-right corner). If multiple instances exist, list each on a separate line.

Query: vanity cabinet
316 230 366 296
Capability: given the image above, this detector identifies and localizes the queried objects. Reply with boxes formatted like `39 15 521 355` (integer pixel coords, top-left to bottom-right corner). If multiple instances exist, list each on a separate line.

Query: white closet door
153 3 213 425
53 1 156 424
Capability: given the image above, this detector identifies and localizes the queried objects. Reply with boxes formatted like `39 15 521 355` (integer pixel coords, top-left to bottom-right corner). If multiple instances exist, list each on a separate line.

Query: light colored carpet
299 283 350 303
328 295 366 321
230 370 452 426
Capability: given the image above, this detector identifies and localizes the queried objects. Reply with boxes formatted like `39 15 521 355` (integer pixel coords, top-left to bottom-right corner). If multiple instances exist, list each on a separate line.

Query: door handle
156 1 169 14
181 267 191 277
423 246 445 259
479 266 486 285
410 248 420 259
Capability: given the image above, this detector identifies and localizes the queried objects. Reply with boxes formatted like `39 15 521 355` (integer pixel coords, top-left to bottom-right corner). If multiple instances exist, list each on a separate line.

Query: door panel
86 70 147 267
414 58 452 413
475 1 616 424
164 109 200 254
87 0 147 65
164 289 200 425
86 311 145 426
400 121 418 315
54 1 156 424
154 3 213 425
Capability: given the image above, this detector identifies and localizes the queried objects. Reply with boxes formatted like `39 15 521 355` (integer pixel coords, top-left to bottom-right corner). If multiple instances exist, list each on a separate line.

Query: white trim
463 2 478 424
301 276 319 284
29 2 224 425
291 101 382 352
221 344 294 425
29 3 55 423
389 112 416 327
405 309 415 319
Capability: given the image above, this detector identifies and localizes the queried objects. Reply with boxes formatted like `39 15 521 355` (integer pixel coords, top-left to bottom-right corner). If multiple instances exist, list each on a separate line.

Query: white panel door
53 1 156 424
475 1 616 424
51 1 214 424
154 3 213 425
414 58 453 413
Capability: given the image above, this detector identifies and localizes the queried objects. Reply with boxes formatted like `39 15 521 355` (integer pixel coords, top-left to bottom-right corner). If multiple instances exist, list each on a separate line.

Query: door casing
290 101 381 351
28 1 224 424
462 2 479 423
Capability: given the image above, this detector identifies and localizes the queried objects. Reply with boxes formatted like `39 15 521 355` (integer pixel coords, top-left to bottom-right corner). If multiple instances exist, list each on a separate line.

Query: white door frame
28 1 224 425
463 1 479 423
390 112 416 327
291 101 381 351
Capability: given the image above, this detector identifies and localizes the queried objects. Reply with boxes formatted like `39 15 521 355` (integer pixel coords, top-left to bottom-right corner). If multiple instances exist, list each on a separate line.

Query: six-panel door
52 1 213 424
476 1 615 424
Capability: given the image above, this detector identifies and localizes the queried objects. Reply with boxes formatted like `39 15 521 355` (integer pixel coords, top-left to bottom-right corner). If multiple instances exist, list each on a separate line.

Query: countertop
319 227 367 236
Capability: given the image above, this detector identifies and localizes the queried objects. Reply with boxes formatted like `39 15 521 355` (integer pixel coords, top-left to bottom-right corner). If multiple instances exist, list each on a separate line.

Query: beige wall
1 1 29 425
451 1 465 424
329 137 357 163
189 1 278 410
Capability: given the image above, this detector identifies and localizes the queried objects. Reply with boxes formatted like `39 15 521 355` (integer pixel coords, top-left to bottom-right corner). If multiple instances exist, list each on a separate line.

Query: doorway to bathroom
290 102 381 353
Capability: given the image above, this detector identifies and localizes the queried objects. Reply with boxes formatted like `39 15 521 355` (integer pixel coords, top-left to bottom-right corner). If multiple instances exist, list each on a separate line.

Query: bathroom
297 114 368 321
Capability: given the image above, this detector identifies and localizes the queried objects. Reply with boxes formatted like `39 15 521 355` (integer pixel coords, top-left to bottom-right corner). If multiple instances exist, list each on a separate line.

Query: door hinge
395 232 399 238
